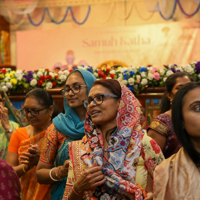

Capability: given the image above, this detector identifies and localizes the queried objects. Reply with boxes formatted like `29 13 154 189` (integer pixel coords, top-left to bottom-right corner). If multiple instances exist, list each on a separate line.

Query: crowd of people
0 69 199 200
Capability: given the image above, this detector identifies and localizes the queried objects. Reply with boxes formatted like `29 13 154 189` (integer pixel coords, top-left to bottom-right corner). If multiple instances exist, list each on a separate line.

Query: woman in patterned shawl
63 79 164 200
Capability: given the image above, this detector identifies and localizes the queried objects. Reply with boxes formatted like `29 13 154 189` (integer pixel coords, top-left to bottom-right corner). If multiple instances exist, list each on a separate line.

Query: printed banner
17 21 200 71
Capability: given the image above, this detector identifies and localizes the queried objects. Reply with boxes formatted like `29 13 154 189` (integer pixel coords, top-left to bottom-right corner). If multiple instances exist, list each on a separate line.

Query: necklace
103 148 108 152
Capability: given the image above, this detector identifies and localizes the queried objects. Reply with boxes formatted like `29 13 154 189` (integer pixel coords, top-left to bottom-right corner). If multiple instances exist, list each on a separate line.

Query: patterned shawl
81 81 145 200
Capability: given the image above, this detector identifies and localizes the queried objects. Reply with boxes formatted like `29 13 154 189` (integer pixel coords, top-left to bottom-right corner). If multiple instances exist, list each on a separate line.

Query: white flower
122 80 128 85
39 68 45 73
141 78 148 86
37 71 43 77
136 75 141 80
1 82 5 86
141 72 146 78
110 70 115 74
166 70 174 77
63 70 70 76
128 66 137 73
44 71 47 76
30 79 37 87
16 70 22 74
163 77 167 82
147 73 153 80
16 74 23 81
198 74 200 79
2 85 8 92
117 76 123 82
168 63 175 68
59 75 67 82
120 68 127 73
46 82 53 89
58 71 64 76
118 73 123 77
49 72 55 78
106 77 112 79
160 69 165 76
33 73 37 78
6 82 13 89
77 66 84 70
4 77 10 81
176 67 183 72
128 78 135 86
184 64 194 75
93 72 98 77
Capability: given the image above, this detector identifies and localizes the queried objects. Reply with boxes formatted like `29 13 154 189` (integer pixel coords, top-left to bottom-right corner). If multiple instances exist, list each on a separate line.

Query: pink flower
153 72 161 80
150 67 158 73
137 78 140 83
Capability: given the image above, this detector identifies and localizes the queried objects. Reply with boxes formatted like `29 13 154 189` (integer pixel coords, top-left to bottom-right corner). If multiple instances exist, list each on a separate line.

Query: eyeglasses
83 94 119 108
20 107 48 117
0 99 5 103
60 85 87 96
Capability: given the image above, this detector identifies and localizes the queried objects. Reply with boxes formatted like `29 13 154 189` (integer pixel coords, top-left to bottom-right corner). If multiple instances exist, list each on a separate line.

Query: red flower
45 69 49 72
150 139 161 154
106 68 110 74
37 80 44 86
46 75 52 79
110 74 115 79
55 75 58 79
40 75 46 81
102 75 107 79
69 69 73 73
1 69 6 74
52 81 56 87
98 71 104 78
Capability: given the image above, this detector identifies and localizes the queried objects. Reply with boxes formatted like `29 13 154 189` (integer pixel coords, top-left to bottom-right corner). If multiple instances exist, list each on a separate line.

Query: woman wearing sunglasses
62 79 164 200
6 88 58 200
36 69 96 200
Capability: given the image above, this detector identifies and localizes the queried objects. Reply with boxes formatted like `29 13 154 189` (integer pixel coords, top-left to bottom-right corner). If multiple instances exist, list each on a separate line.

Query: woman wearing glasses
36 69 96 200
6 88 58 200
62 79 164 200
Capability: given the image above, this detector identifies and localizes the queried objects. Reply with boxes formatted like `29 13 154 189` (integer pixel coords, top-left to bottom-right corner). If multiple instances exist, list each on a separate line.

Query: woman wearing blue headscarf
36 69 96 200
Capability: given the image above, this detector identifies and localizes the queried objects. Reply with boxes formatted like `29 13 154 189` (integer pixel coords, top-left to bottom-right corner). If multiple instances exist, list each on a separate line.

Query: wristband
56 166 62 179
22 164 27 173
72 185 83 197
49 167 61 181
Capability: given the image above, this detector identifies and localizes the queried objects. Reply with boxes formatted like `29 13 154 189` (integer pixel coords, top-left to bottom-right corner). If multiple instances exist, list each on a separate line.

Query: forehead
65 73 85 86
24 97 41 107
174 76 191 86
89 85 111 97
183 87 200 106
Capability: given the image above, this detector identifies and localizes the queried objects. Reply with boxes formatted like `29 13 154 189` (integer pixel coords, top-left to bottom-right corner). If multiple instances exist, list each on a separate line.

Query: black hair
160 72 194 113
91 79 121 140
0 90 4 98
172 82 200 166
25 88 59 119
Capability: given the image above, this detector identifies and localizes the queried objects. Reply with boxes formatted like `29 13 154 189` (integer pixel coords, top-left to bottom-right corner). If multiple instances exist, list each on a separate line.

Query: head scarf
53 69 96 139
81 81 145 200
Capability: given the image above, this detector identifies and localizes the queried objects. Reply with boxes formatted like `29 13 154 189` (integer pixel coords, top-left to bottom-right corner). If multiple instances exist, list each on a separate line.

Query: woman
6 88 58 200
36 69 96 200
63 79 164 200
147 72 193 158
154 82 200 199
0 90 20 160
0 158 21 200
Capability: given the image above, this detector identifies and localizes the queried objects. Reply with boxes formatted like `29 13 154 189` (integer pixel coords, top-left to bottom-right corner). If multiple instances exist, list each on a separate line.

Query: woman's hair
172 82 200 165
160 72 194 113
25 88 59 119
91 79 121 140
92 79 121 99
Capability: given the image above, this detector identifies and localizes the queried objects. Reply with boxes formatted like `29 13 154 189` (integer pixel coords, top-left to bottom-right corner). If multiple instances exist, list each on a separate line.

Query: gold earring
49 116 52 121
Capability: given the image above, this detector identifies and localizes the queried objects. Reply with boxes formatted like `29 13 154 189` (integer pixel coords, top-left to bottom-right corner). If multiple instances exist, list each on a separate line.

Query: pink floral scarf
81 81 146 200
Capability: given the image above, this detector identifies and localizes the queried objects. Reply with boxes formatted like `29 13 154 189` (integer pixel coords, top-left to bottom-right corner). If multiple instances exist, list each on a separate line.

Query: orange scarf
154 147 200 200
18 131 51 200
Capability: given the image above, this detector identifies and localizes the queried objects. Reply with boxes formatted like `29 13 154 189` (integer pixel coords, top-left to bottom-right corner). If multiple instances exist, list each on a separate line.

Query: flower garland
1 61 200 94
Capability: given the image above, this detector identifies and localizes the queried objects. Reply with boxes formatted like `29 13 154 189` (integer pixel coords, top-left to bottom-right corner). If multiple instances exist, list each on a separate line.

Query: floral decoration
0 61 200 94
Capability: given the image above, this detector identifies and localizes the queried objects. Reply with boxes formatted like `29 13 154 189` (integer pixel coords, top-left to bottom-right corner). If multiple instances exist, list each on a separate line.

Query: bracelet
55 166 62 179
22 164 27 173
49 167 61 182
72 185 83 197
